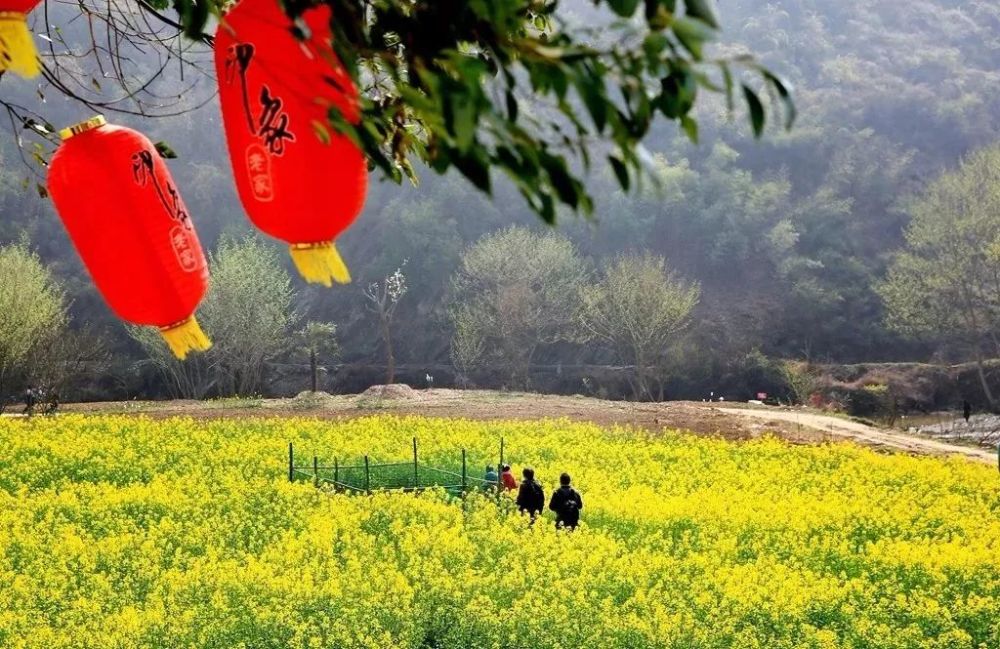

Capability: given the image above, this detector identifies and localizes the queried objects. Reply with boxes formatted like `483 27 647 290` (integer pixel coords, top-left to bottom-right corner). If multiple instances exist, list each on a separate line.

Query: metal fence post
413 437 419 490
288 443 294 482
497 437 505 506
313 455 319 487
364 455 371 495
462 448 468 511
334 457 339 487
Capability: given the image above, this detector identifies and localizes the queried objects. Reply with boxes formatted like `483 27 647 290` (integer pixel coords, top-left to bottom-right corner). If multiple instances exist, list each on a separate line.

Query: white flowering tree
364 265 408 385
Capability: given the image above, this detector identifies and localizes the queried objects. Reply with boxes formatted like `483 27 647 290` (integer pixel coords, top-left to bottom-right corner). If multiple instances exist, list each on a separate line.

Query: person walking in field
516 467 545 521
500 464 518 491
963 400 972 423
483 465 499 490
549 472 583 530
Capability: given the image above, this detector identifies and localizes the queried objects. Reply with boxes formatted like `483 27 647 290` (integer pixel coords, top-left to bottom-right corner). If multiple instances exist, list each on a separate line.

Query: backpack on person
529 480 544 511
560 490 580 521
552 485 582 528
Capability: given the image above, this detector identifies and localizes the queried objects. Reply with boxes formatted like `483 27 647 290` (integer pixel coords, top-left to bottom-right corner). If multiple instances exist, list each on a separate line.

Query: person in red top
500 464 518 491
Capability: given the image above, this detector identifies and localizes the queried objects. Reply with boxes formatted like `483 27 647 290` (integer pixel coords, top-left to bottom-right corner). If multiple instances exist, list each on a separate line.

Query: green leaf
657 67 697 118
608 0 642 17
645 0 675 29
538 193 556 224
742 85 766 137
574 70 608 132
643 33 670 61
173 0 209 40
454 150 491 193
671 17 715 60
505 88 518 122
311 120 332 145
540 152 579 209
762 71 797 129
608 155 630 191
680 115 699 143
154 141 178 159
449 91 477 152
719 62 735 112
684 0 719 28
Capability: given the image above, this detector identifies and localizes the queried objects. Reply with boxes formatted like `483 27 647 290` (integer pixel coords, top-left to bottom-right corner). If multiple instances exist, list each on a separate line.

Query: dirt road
719 407 996 464
51 389 997 464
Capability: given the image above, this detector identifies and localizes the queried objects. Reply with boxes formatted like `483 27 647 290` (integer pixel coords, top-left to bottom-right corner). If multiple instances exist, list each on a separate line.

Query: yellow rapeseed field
0 414 997 648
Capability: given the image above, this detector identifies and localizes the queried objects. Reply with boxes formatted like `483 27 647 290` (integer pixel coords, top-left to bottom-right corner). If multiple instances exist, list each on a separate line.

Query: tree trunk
973 346 998 412
634 351 655 402
382 317 395 384
633 356 646 402
310 348 318 393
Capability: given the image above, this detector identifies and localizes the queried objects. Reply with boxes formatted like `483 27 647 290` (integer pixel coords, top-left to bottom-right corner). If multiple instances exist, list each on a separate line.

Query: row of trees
0 236 342 400
451 228 700 400
0 225 701 401
2 0 996 394
5 125 999 406
129 237 411 398
879 147 1000 411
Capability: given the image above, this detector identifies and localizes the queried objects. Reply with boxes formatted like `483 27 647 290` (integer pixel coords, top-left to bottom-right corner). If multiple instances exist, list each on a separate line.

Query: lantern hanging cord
159 316 212 360
289 242 351 287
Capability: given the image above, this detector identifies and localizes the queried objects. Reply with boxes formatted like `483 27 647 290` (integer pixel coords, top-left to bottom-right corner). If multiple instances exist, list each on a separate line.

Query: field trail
719 406 996 464
57 389 997 464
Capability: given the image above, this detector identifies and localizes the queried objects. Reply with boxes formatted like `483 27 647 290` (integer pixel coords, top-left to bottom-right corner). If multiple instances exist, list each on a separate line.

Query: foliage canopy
142 0 793 221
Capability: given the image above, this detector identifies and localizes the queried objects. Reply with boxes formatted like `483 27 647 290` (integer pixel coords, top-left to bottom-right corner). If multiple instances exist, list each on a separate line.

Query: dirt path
719 407 996 464
50 389 997 464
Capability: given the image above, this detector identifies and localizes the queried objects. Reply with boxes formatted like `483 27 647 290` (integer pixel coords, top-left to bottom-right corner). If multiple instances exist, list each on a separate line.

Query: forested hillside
0 0 998 401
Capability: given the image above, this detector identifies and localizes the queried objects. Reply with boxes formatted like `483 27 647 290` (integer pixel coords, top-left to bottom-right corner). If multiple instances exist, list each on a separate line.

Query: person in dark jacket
548 472 583 530
963 400 972 423
516 467 545 521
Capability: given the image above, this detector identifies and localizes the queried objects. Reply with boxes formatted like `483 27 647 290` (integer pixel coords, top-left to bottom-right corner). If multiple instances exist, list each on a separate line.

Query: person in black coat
516 467 545 521
549 472 583 530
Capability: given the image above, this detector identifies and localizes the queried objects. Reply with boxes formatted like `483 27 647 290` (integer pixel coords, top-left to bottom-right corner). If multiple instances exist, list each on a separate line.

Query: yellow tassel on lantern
0 12 38 78
159 316 212 360
289 241 351 287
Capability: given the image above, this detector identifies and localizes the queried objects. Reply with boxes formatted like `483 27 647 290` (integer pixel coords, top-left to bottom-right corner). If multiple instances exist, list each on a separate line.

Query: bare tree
364 265 407 385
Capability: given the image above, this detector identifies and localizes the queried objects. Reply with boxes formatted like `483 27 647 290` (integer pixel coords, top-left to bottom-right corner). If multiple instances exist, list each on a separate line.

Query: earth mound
290 391 339 407
359 384 419 400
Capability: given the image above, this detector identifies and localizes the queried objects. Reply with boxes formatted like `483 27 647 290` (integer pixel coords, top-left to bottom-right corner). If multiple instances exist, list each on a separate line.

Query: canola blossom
0 414 998 648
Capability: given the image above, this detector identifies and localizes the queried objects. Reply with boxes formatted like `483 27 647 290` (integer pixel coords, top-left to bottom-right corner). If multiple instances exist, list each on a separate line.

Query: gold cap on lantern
58 115 107 141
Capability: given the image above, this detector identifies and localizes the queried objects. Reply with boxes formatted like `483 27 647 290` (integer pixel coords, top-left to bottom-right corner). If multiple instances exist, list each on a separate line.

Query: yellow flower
0 414 996 648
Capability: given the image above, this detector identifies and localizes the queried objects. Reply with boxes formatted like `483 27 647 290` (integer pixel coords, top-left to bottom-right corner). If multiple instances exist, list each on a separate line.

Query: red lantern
214 0 367 287
47 116 211 359
0 0 41 78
